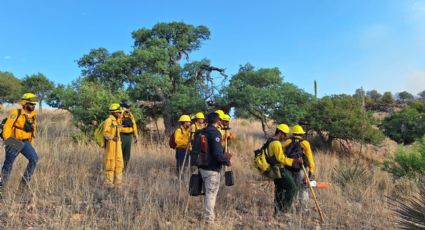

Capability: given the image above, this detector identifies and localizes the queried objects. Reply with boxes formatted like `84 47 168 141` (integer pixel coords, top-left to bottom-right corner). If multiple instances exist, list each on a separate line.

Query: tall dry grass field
0 110 417 229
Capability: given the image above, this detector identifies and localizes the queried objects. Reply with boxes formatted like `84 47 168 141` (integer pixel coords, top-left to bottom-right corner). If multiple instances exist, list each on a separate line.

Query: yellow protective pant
104 139 124 186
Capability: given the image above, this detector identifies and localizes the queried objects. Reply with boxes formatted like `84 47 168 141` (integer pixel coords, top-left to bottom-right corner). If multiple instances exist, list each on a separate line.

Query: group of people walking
0 93 315 225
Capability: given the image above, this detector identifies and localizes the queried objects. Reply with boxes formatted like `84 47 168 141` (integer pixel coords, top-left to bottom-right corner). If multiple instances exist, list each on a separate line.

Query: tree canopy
0 71 22 104
21 73 54 112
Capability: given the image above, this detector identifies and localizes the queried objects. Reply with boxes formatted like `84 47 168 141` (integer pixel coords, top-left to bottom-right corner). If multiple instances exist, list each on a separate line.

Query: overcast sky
1 0 425 97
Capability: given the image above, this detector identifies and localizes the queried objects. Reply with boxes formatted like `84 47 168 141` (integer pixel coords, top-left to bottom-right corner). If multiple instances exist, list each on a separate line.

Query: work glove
224 152 233 166
293 157 304 165
224 152 233 160
133 135 138 144
309 171 315 180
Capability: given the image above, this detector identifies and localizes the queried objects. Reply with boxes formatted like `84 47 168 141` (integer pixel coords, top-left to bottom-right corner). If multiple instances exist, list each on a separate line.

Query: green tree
305 95 385 148
55 22 219 133
367 90 382 103
418 90 425 101
398 91 414 103
21 73 54 112
46 79 128 134
380 107 425 145
0 71 22 104
382 91 394 105
223 64 312 136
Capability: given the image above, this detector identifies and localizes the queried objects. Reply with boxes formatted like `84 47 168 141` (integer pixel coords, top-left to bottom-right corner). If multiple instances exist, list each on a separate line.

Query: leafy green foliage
384 136 425 179
21 73 54 111
46 79 127 134
367 90 382 103
419 90 425 101
223 64 312 135
71 22 214 132
382 91 394 105
0 71 22 104
381 102 425 144
305 95 385 146
398 91 414 103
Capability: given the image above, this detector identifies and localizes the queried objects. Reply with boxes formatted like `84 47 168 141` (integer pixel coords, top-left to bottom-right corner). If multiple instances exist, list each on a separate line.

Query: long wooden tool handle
302 164 325 223
224 130 231 171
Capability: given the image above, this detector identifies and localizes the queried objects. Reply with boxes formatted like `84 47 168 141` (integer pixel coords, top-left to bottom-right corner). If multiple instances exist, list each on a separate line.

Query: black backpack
121 116 133 127
0 109 21 140
284 137 308 171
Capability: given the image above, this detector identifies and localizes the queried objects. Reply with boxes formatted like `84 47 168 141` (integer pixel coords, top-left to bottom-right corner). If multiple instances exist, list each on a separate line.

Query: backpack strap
12 109 22 137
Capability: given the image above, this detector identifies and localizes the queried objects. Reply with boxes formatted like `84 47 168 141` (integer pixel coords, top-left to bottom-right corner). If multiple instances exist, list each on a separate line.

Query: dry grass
0 110 417 229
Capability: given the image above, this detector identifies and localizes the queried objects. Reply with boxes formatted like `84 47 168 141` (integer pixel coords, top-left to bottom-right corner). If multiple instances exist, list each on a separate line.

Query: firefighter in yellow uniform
174 115 191 175
283 124 315 212
103 103 124 188
190 112 205 133
217 113 236 147
0 93 39 189
268 124 302 214
118 99 138 171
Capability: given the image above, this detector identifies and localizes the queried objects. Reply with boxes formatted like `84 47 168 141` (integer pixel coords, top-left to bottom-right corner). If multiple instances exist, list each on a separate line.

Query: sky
1 0 425 97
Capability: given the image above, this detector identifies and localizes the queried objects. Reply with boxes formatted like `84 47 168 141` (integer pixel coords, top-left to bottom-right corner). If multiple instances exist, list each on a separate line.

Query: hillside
0 110 416 229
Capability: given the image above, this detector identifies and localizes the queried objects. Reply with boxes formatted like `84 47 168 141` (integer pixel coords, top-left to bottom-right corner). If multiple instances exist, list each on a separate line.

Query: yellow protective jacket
190 123 204 133
267 140 294 167
102 115 123 186
174 126 190 149
118 111 138 136
104 115 121 141
2 109 37 143
283 137 315 174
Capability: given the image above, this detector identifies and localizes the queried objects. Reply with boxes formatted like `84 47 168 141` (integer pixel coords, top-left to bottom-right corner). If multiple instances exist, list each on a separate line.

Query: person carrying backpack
198 112 231 224
267 124 304 215
283 124 315 213
118 99 138 171
103 103 124 188
190 112 205 133
174 115 191 175
0 93 39 190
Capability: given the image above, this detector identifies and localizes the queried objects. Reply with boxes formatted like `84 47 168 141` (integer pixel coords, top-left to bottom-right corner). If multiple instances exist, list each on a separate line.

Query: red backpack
169 128 183 149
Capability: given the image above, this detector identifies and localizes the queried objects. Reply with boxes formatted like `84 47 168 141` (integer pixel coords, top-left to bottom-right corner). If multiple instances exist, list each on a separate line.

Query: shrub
384 136 425 179
334 161 372 188
391 178 425 229
381 106 425 145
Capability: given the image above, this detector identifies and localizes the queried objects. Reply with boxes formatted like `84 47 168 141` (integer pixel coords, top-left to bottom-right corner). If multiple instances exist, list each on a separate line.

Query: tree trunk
39 99 43 113
163 111 178 135
261 119 269 138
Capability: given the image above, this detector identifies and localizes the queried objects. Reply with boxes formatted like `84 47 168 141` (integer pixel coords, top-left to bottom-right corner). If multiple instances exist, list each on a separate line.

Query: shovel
224 130 235 186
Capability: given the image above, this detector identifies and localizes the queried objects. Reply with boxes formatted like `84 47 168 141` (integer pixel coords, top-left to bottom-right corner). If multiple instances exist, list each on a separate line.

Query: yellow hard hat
276 124 290 134
292 124 305 135
221 114 231 122
215 110 225 116
109 103 122 112
178 115 191 122
20 93 38 105
195 112 205 119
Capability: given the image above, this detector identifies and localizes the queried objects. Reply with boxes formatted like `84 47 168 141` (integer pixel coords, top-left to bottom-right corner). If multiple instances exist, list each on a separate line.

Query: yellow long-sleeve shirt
190 122 204 133
118 111 138 136
103 115 121 141
2 109 37 143
174 126 190 149
283 137 315 174
267 140 294 167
